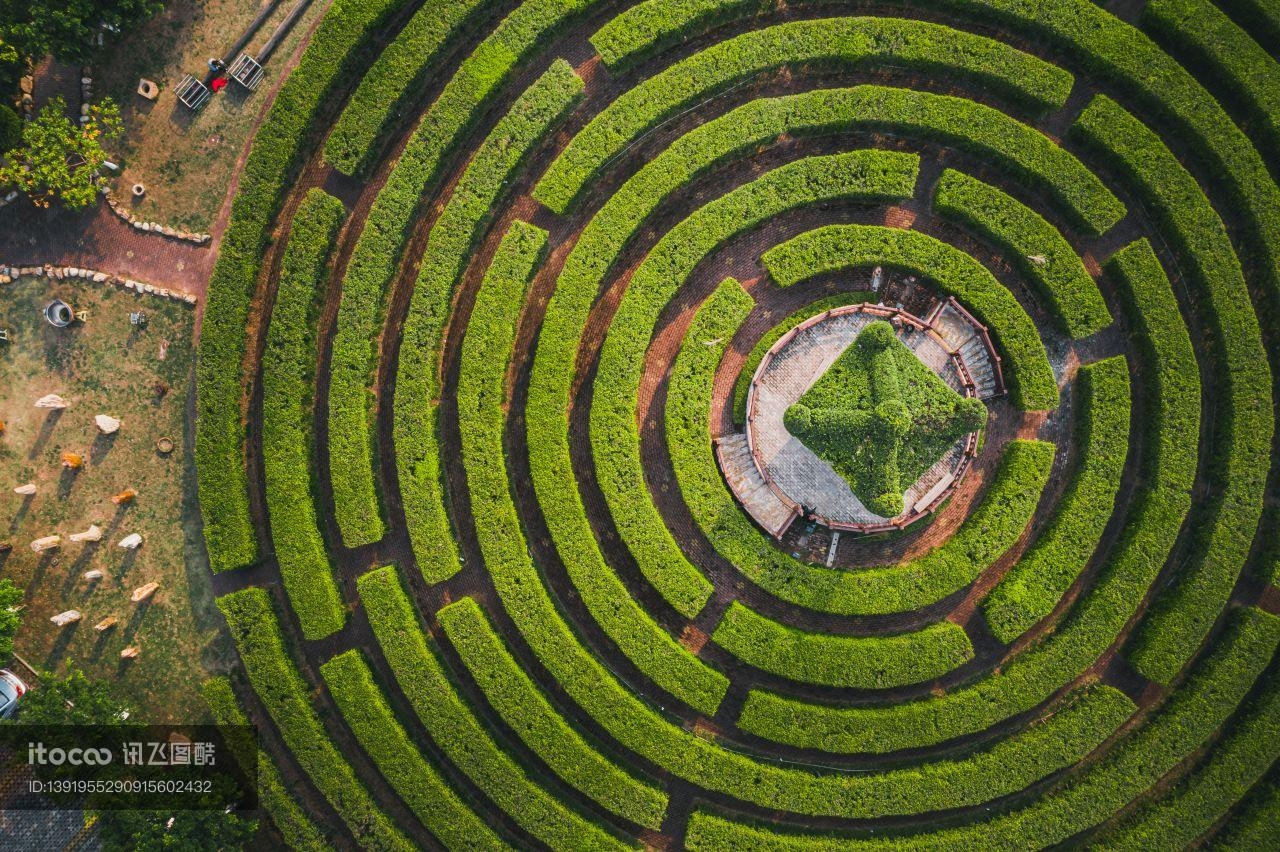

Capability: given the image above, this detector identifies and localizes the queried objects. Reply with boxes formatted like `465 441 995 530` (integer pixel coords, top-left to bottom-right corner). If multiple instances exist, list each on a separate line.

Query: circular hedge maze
194 0 1280 848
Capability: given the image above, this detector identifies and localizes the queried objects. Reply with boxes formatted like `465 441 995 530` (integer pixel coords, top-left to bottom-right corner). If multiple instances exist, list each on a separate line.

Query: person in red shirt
211 76 228 93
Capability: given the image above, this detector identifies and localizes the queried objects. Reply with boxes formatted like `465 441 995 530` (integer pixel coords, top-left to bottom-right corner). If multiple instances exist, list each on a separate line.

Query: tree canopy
11 665 130 725
0 0 165 67
0 579 22 661
0 96 122 208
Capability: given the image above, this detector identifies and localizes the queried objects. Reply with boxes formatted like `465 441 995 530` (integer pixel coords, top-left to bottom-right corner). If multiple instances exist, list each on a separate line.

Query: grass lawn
96 0 327 232
0 277 227 722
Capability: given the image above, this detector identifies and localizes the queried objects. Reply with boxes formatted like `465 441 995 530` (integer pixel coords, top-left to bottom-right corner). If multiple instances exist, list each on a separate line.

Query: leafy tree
0 96 122 208
97 809 257 851
11 665 129 724
0 0 165 67
0 579 21 660
0 106 20 154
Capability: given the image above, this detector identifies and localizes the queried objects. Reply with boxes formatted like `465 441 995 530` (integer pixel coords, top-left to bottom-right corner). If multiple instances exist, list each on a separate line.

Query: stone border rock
101 189 213 245
0 264 198 305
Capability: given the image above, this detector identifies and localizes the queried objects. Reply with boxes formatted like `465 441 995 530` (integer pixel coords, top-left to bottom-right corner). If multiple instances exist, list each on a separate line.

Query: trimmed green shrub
202 677 330 852
1213 778 1280 852
458 220 727 717
538 37 1086 215
318 651 507 849
983 355 1131 644
324 0 497 175
365 563 1133 818
356 568 635 850
391 60 582 581
932 168 1111 337
439 597 668 830
735 240 1198 753
712 602 973 688
763 225 1058 410
590 0 769 69
1144 0 1280 161
1074 96 1271 685
590 151 918 619
1096 643 1280 849
0 105 20 154
686 608 1280 850
196 0 410 571
732 294 874 424
216 588 412 850
328 0 592 550
261 188 347 640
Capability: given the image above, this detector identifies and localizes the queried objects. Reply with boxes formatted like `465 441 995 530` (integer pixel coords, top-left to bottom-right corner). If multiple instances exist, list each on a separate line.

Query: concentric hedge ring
196 0 1280 848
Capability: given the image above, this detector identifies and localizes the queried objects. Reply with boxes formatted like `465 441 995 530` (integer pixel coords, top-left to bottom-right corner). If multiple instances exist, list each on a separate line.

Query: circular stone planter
131 183 146 198
156 437 175 455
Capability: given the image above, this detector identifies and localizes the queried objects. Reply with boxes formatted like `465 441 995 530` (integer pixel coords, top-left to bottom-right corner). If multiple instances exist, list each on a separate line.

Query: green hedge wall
201 677 330 852
357 567 634 850
983 355 1131 644
1074 96 1272 685
261 188 347 640
196 0 410 572
590 151 918 619
763 224 1059 410
439 597 669 830
391 60 581 583
318 650 507 849
216 588 412 850
323 0 496 176
327 0 595 550
932 168 1111 337
686 608 1280 850
538 27 1079 213
589 0 769 70
712 601 974 689
736 239 1197 754
457 220 728 718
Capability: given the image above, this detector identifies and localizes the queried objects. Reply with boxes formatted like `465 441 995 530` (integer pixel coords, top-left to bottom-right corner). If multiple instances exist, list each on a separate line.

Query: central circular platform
724 301 1001 538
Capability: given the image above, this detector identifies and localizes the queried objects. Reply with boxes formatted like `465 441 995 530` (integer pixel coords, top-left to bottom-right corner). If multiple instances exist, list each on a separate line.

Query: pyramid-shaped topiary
783 320 987 517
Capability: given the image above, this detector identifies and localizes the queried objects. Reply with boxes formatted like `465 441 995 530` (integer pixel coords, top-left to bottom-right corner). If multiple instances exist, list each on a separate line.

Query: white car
0 669 28 719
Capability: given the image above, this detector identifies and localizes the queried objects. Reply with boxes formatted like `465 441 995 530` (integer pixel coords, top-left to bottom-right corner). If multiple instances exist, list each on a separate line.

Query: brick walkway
0 197 214 298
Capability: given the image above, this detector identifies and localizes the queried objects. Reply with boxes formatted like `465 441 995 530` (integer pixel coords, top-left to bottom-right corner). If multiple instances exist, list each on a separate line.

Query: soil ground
92 0 326 232
0 276 227 722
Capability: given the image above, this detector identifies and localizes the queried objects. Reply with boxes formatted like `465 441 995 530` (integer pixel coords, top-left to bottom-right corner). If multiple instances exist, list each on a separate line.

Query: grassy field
0 277 227 722
95 0 327 232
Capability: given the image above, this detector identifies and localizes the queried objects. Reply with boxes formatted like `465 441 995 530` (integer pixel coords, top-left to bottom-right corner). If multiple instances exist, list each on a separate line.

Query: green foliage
932 168 1111 337
0 105 21 154
712 602 973 688
323 0 496 175
766 225 1058 409
0 0 163 65
9 666 126 725
201 678 331 852
459 221 727 716
0 97 122 209
687 609 1280 850
735 242 1197 753
0 579 21 661
1074 96 1272 685
261 188 347 639
318 651 507 849
732 294 874 424
96 809 257 852
325 0 592 551
356 569 634 850
785 320 987 517
439 597 669 830
589 152 917 620
545 18 1075 212
216 588 412 850
983 356 1131 643
197 0 409 571
390 61 581 578
590 0 769 69
1213 778 1280 852
365 563 1134 817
